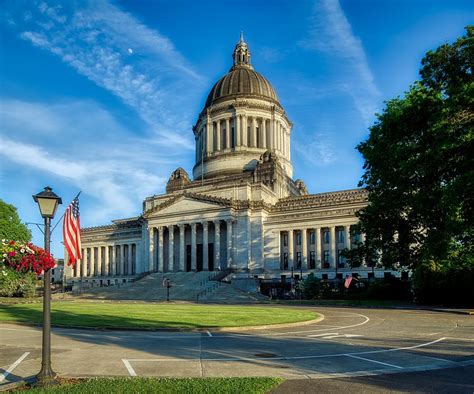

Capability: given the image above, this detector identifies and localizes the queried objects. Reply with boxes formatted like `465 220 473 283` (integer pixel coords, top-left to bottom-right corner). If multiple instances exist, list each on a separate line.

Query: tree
0 199 32 242
356 26 473 269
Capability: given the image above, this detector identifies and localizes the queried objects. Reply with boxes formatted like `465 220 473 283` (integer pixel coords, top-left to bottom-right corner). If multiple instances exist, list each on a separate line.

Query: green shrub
413 260 474 305
0 266 36 297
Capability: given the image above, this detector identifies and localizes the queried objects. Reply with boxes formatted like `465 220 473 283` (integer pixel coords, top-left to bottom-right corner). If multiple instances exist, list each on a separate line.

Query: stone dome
205 66 279 108
204 33 280 109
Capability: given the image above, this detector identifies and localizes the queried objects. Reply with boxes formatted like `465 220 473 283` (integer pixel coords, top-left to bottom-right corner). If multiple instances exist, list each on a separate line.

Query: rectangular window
338 229 344 243
283 233 288 247
310 251 316 269
324 251 330 263
324 230 330 244
337 250 345 267
296 252 302 268
283 253 288 270
310 231 315 244
296 232 301 246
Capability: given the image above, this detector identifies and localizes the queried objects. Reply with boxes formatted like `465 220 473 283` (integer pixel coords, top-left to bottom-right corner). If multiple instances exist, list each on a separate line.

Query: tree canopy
355 26 473 269
0 199 32 243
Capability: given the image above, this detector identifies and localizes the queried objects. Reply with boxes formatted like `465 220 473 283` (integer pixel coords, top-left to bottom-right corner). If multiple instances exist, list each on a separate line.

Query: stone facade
67 36 392 284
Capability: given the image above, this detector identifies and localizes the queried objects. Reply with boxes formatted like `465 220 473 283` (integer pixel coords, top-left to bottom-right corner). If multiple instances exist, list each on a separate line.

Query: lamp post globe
32 186 62 384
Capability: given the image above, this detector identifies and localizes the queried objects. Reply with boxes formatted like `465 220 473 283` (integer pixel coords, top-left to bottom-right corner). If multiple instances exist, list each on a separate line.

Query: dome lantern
232 31 252 69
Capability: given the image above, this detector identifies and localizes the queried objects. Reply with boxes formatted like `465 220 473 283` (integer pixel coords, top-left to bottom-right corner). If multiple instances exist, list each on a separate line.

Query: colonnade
148 219 233 272
280 226 361 270
73 243 137 278
196 115 289 158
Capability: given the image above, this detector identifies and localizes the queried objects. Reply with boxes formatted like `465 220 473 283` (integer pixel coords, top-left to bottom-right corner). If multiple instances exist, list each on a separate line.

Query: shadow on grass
0 304 206 329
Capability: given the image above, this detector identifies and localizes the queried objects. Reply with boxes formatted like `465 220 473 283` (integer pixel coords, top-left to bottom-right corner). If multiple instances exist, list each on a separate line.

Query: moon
127 48 133 55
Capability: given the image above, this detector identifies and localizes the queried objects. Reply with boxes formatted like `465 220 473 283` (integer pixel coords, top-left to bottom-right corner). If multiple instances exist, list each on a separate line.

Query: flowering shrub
1 239 55 276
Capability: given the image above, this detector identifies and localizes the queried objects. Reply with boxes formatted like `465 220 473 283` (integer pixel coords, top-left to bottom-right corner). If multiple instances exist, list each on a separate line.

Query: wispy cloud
4 0 203 150
292 123 336 167
0 99 171 222
300 0 380 124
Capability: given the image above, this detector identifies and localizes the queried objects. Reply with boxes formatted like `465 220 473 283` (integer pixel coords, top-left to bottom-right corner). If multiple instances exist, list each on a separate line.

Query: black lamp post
33 186 62 384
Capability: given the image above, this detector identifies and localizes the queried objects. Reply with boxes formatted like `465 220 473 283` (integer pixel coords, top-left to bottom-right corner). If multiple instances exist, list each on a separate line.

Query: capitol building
68 36 382 286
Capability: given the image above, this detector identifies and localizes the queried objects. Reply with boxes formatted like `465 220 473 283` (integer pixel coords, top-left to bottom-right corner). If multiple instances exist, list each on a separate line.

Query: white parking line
308 333 339 337
346 354 403 369
122 359 137 376
206 331 213 337
0 352 30 383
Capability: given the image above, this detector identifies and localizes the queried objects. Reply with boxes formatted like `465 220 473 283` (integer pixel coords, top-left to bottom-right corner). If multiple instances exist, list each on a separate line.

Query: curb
420 308 474 316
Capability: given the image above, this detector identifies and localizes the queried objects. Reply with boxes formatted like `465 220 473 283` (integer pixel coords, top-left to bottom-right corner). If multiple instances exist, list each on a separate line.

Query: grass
0 302 317 329
14 377 284 393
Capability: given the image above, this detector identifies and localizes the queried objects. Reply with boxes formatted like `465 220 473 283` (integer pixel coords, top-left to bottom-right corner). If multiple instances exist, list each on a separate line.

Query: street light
33 186 62 384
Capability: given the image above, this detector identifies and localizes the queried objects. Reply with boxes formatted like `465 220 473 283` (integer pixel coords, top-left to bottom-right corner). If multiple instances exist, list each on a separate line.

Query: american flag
344 275 353 289
63 196 81 266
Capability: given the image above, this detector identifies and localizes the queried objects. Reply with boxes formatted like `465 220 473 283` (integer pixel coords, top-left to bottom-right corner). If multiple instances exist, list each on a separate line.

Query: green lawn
15 377 283 393
0 302 317 329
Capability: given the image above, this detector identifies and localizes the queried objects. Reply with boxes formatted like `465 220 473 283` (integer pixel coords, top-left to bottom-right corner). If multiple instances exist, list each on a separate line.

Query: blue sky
1 0 472 257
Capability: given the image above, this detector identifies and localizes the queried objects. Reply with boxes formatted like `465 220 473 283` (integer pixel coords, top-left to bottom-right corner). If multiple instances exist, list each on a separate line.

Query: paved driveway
1 306 473 387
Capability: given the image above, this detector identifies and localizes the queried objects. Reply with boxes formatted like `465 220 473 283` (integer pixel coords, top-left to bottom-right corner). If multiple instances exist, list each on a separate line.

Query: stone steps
68 271 268 303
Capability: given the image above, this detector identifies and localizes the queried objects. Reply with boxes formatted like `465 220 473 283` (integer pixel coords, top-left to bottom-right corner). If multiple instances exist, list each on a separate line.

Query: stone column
191 223 197 271
226 219 233 268
344 225 351 250
251 117 257 147
120 244 125 275
202 221 209 271
315 228 322 269
235 114 241 147
225 118 230 149
158 227 164 272
148 227 155 272
287 131 291 159
302 229 308 269
128 244 133 275
214 220 220 270
168 226 174 272
98 247 103 276
330 226 337 269
104 245 109 276
109 245 116 275
81 248 86 277
282 128 286 156
242 115 248 147
288 230 294 269
262 119 267 149
270 119 275 150
206 118 212 154
179 224 185 271
216 120 221 151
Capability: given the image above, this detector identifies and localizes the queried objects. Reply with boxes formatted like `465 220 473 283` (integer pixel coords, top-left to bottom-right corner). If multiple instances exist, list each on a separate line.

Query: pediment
145 193 231 217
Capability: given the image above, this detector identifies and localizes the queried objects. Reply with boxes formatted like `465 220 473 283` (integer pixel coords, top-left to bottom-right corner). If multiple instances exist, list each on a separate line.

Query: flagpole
51 191 81 234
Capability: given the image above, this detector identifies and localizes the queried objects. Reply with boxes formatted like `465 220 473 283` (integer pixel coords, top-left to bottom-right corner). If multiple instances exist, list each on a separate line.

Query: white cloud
6 0 203 151
0 99 170 222
300 0 380 125
293 134 336 167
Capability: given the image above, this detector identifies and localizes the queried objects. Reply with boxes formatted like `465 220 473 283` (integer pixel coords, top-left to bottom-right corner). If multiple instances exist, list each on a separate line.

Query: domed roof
204 34 280 109
205 67 279 107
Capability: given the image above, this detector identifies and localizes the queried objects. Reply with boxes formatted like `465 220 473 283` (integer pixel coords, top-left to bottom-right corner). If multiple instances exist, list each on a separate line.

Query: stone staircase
72 272 211 301
199 281 269 303
68 271 268 302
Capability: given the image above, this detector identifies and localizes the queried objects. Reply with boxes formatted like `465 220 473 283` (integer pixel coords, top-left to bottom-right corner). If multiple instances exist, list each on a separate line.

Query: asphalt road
1 306 473 391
